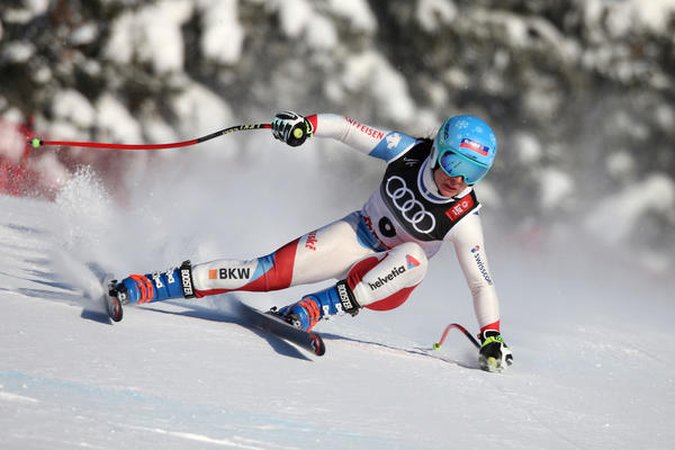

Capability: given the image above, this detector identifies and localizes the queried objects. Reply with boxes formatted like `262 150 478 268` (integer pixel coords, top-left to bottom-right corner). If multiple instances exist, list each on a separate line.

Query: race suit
191 114 501 332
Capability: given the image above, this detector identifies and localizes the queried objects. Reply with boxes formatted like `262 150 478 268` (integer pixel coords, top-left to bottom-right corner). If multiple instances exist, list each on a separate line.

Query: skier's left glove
478 330 513 373
271 111 313 147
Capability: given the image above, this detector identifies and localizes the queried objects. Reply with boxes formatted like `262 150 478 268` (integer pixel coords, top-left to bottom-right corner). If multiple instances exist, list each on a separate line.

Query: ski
102 276 124 322
234 299 325 357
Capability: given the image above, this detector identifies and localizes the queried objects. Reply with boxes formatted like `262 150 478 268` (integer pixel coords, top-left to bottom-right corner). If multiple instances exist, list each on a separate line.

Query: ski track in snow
1 169 675 449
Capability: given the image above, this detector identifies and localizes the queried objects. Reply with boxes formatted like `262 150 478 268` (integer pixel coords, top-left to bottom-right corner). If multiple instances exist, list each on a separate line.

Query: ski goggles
438 150 490 185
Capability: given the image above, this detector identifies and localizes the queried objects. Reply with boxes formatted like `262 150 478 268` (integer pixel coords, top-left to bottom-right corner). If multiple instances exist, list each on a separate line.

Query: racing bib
378 140 480 241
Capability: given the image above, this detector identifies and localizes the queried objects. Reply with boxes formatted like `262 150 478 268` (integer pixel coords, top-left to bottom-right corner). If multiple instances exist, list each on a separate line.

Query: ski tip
102 275 124 322
310 334 326 356
109 297 124 322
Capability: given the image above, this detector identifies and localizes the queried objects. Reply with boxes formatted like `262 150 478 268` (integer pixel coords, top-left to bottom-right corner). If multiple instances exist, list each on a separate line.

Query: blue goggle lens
439 151 489 185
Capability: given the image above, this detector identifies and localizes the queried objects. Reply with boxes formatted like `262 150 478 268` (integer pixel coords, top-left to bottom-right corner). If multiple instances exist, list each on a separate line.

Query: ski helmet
430 115 498 185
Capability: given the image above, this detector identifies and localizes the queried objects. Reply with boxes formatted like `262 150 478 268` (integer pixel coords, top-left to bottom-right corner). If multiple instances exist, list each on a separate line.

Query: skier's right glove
271 111 313 147
478 330 513 373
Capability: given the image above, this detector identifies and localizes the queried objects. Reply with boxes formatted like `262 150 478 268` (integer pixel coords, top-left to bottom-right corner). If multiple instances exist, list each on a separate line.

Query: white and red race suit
191 114 501 332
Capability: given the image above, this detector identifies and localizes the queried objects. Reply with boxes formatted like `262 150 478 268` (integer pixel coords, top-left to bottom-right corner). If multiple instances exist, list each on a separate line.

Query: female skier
110 111 513 372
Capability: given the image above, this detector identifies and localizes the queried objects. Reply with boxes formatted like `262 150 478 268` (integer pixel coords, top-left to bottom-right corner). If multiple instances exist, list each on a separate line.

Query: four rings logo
385 176 436 234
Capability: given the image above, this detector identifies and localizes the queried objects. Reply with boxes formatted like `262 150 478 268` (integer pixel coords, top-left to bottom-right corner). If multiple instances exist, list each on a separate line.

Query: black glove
271 111 313 147
478 330 513 373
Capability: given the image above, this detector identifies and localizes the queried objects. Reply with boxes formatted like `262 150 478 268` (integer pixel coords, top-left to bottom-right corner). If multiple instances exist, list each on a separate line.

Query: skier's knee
347 242 428 311
389 242 429 279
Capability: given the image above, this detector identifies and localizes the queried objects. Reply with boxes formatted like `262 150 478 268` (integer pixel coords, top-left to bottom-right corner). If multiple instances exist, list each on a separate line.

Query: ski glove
272 111 313 147
478 330 513 373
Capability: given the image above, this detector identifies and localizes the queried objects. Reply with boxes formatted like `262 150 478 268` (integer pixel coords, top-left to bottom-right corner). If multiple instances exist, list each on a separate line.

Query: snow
585 174 675 244
32 64 52 85
103 12 135 67
69 23 99 46
22 0 49 15
276 0 375 43
2 138 674 449
654 103 675 130
582 0 675 42
341 51 417 123
305 14 339 51
1 42 35 63
104 1 192 74
2 0 48 24
328 0 377 33
95 94 143 143
277 0 314 39
170 82 233 142
2 0 671 273
416 0 457 32
52 89 97 129
141 116 180 145
605 0 675 36
43 120 79 142
26 152 70 191
538 168 573 210
1 1 674 445
198 0 244 65
606 151 635 179
0 119 26 163
513 132 542 165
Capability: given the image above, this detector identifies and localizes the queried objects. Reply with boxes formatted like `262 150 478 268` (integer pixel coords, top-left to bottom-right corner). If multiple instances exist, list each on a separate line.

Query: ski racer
110 111 514 372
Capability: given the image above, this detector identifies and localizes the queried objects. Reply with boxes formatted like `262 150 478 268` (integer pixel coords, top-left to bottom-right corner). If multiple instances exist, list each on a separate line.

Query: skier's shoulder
369 131 424 162
444 204 483 245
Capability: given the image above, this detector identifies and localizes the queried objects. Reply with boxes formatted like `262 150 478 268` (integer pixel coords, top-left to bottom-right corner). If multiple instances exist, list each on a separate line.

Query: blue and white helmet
430 115 498 185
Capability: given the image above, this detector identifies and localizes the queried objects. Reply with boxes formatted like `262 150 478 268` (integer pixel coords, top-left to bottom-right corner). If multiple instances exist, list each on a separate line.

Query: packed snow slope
1 143 674 450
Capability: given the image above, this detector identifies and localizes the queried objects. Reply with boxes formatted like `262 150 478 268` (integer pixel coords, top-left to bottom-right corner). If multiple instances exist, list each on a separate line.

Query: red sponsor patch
445 195 475 222
345 116 385 140
304 231 318 251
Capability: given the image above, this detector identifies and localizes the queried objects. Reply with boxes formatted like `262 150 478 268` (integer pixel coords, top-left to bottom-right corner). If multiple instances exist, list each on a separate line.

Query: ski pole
433 323 481 350
28 123 272 151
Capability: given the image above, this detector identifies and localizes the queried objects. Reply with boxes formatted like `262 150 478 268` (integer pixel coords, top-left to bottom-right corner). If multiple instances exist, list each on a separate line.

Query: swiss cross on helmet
430 115 498 185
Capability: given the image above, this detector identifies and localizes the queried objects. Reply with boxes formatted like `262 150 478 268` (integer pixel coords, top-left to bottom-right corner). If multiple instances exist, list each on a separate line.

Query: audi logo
385 176 436 234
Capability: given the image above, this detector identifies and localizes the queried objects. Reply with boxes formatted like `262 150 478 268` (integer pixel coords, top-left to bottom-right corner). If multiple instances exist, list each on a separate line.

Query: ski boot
272 280 360 331
107 261 195 320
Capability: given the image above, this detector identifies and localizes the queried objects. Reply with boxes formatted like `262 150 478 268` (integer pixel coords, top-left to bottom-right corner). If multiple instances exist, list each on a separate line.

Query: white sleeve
448 212 501 331
309 113 418 162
